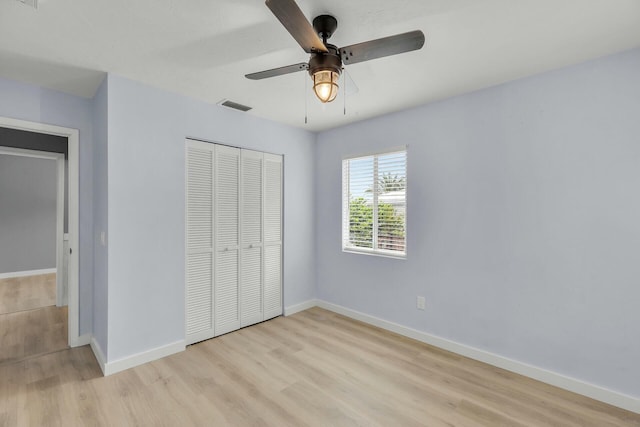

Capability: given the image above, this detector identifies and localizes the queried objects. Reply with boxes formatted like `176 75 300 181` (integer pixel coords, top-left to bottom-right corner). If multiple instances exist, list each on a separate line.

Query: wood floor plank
268 344 455 427
290 311 588 426
2 307 639 426
0 274 67 367
298 308 637 425
0 361 24 427
271 328 475 426
0 274 56 315
196 340 312 426
0 306 68 365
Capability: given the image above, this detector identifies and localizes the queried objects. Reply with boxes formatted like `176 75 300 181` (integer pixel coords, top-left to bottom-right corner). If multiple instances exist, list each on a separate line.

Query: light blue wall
92 77 109 354
316 48 640 398
105 75 316 361
0 77 94 336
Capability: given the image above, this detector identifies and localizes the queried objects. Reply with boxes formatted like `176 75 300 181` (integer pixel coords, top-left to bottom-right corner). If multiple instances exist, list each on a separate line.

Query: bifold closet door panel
186 141 282 343
185 141 215 345
240 149 264 327
263 246 281 319
264 153 283 320
241 247 262 326
214 145 241 336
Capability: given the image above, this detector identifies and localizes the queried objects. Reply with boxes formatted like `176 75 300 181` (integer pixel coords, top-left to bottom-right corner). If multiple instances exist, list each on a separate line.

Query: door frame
0 116 81 347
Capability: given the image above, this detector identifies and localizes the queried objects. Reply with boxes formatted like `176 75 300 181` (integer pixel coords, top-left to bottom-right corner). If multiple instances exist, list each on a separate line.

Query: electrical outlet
417 296 426 310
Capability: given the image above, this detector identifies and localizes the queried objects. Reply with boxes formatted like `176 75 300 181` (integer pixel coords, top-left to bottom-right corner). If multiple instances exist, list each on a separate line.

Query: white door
263 153 283 320
214 145 242 336
185 140 215 344
240 149 264 327
185 141 283 343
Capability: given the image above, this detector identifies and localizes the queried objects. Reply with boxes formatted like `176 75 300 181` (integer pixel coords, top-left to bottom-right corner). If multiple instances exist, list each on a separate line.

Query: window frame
342 146 407 259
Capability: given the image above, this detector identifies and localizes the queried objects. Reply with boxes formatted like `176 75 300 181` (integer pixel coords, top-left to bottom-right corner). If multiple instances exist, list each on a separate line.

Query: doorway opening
0 117 81 351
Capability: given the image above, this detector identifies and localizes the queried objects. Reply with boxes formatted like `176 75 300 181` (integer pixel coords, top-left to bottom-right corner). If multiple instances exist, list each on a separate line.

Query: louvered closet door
240 149 264 327
214 145 242 336
185 140 215 345
263 153 283 320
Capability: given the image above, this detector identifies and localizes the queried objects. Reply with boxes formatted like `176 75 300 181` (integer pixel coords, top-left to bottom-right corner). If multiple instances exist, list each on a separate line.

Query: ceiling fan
246 0 426 103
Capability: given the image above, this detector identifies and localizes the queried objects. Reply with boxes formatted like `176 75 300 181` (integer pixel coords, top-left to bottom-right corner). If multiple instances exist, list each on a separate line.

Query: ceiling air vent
17 0 38 8
218 100 252 112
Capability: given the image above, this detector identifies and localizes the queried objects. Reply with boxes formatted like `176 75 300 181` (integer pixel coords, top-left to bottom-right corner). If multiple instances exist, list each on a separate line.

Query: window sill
342 247 406 260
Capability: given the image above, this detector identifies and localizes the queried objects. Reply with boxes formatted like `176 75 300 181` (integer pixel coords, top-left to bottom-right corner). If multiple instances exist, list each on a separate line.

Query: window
342 147 407 258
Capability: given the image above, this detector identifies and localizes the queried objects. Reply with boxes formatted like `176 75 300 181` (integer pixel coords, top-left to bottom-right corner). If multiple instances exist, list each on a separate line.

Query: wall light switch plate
417 296 426 310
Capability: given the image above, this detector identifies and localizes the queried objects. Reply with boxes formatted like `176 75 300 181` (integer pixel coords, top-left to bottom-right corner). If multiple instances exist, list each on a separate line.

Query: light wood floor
0 273 56 315
0 305 68 366
0 273 67 367
1 307 638 426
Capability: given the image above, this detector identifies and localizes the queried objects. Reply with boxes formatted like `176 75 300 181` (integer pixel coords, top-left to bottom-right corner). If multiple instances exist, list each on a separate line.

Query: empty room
0 0 639 425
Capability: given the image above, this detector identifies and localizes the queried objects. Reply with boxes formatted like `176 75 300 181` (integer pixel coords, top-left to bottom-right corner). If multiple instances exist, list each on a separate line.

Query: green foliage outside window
365 173 406 194
349 197 405 249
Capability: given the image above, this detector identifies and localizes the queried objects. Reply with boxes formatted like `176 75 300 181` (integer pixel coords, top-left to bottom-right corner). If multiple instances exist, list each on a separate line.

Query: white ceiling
1 0 639 132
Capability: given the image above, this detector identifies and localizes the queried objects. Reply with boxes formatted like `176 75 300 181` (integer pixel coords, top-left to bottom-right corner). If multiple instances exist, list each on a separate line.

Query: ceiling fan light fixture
247 1 426 109
308 44 342 103
312 70 339 103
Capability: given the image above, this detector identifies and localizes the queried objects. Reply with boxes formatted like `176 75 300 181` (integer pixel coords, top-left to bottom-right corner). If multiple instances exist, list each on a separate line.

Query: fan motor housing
309 44 342 76
312 15 338 41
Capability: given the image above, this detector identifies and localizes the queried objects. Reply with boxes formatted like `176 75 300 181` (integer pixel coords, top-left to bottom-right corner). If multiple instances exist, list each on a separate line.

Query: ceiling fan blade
265 0 328 53
340 30 425 65
245 62 309 80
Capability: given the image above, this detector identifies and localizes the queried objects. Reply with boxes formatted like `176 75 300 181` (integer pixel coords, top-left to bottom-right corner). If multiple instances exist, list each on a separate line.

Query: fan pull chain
343 69 347 116
304 73 308 124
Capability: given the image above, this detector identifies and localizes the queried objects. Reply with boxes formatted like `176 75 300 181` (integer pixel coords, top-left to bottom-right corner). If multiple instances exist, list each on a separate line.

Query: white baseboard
71 333 92 348
90 337 107 376
0 268 57 280
284 299 318 316
101 340 186 376
316 300 640 414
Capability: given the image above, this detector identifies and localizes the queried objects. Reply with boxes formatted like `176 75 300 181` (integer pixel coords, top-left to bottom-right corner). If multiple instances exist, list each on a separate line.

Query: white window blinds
342 147 407 258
